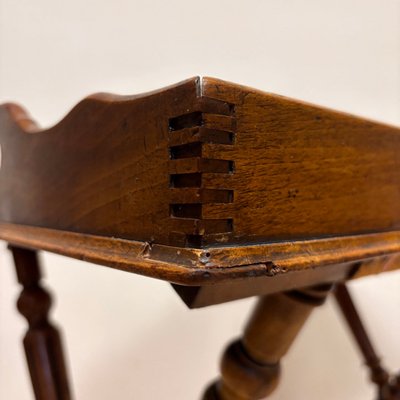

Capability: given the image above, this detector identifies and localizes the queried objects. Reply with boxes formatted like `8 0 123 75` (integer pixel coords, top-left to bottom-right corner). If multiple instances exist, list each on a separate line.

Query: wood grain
1 222 399 290
201 77 400 245
1 77 400 302
0 78 196 246
1 77 400 249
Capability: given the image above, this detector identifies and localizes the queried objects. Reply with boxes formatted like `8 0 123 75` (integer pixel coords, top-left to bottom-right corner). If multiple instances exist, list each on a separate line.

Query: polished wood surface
10 246 72 400
201 78 400 246
1 77 399 301
1 77 400 249
0 78 231 247
0 222 399 290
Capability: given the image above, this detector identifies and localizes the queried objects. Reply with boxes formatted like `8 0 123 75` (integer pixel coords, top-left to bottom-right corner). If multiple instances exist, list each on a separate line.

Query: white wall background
0 1 399 399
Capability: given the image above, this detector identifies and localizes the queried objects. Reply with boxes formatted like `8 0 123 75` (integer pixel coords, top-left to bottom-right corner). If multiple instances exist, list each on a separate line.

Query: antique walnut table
0 77 399 399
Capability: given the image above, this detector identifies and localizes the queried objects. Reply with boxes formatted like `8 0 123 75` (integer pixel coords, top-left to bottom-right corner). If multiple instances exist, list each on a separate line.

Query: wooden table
1 77 399 399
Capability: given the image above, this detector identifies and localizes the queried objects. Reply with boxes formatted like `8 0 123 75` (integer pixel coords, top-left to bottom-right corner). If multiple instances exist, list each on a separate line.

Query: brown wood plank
1 223 399 287
201 77 400 245
1 76 400 273
2 77 400 249
0 78 203 246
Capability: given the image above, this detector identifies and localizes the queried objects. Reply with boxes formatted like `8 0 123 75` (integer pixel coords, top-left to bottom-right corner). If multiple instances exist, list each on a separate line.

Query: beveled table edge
1 222 399 285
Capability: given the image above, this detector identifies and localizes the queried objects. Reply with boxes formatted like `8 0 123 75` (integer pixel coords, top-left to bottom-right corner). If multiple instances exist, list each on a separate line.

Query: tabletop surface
0 77 399 292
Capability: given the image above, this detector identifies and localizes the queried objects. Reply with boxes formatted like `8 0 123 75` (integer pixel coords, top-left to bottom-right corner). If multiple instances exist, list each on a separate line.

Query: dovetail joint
168 99 236 247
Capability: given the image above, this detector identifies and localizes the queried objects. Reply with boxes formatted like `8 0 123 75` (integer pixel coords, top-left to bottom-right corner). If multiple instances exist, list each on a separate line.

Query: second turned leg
10 246 72 400
334 283 400 400
203 284 333 400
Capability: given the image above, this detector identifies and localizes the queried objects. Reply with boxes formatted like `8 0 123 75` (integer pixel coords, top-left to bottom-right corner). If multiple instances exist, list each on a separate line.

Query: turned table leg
203 284 332 400
10 246 72 400
334 283 400 400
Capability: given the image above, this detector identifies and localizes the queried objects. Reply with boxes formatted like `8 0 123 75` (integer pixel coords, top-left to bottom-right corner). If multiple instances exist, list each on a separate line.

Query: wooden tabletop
0 77 399 300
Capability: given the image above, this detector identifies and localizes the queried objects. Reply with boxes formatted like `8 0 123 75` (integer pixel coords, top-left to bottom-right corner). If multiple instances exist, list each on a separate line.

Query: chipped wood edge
0 222 399 285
